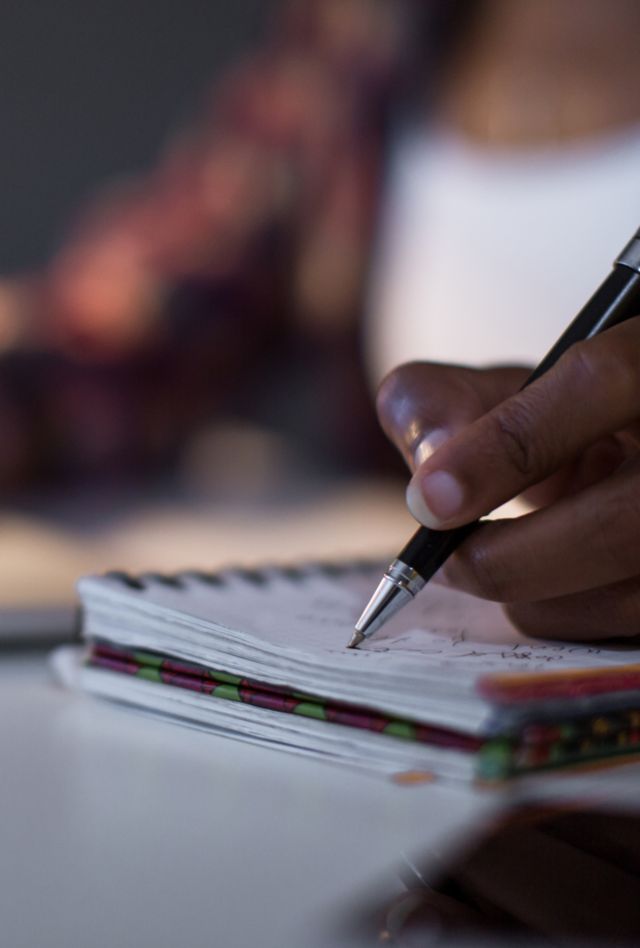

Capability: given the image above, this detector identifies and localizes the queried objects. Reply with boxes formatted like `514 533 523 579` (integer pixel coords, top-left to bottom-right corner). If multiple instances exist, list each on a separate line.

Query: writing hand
377 321 640 639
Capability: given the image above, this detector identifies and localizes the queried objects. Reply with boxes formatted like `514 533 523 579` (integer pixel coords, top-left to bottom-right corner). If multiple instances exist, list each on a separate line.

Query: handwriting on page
360 584 639 669
292 575 640 675
138 567 640 677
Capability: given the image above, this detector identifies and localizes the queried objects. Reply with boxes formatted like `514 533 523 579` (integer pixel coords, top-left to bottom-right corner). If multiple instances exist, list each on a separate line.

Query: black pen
348 226 640 648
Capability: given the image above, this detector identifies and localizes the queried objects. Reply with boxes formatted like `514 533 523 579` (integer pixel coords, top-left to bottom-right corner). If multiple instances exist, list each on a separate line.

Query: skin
375 1 640 641
377 325 640 640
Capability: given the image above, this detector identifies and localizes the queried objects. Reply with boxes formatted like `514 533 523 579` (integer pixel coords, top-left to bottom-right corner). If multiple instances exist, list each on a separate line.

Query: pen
348 226 640 648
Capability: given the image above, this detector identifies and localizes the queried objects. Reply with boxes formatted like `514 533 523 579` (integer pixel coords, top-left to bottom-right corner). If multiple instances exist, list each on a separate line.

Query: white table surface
0 488 557 945
0 653 498 948
5 654 640 948
5 488 640 945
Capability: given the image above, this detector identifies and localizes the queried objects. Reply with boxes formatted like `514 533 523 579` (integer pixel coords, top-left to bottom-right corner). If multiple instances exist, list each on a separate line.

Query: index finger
406 317 640 529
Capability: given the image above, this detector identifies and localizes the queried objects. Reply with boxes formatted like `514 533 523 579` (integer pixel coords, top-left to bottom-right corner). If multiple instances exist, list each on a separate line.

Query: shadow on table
329 804 640 946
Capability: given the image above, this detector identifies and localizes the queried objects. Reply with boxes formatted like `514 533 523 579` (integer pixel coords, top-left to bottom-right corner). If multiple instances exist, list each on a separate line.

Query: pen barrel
401 255 640 585
399 523 477 581
358 225 640 642
525 266 640 387
615 229 640 273
402 265 640 584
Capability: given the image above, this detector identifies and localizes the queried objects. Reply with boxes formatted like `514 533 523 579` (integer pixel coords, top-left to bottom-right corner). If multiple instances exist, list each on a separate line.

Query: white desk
6 654 640 947
0 487 536 945
0 653 495 948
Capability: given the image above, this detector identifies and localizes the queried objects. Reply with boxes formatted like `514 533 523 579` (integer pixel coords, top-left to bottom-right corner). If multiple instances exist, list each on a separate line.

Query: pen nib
347 630 365 650
346 563 423 649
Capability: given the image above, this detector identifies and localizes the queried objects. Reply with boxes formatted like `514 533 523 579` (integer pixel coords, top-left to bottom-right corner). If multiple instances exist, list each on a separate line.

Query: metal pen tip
346 560 426 649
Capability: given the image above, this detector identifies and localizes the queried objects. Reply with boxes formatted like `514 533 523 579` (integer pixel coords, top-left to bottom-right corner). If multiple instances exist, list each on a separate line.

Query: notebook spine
103 560 381 592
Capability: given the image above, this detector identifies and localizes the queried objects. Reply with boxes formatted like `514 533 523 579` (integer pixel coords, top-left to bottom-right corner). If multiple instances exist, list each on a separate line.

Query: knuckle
593 477 640 575
456 539 507 601
594 583 640 637
376 368 400 420
376 362 458 462
617 585 640 638
503 601 546 637
567 337 639 406
504 581 640 641
488 399 542 479
376 362 423 420
376 363 433 462
565 339 603 388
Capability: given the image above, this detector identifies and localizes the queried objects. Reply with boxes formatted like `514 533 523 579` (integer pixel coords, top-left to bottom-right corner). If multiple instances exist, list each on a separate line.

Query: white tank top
367 124 640 383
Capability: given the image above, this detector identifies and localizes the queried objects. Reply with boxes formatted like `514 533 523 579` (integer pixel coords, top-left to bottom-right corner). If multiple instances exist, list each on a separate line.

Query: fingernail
413 428 449 467
406 470 464 527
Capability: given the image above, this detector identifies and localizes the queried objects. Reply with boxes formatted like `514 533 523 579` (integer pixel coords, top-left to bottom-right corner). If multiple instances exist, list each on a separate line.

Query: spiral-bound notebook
55 563 640 782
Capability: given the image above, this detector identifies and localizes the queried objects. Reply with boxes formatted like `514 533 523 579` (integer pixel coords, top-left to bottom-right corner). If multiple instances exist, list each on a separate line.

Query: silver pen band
615 229 640 273
353 559 427 642
383 560 426 598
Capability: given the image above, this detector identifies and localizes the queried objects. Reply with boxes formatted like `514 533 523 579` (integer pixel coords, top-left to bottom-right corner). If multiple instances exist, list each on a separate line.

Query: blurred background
5 9 640 946
3 0 640 641
0 0 267 271
0 0 411 640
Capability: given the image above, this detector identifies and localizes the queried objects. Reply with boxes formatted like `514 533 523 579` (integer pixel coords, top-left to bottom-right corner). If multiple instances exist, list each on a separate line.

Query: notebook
54 562 640 782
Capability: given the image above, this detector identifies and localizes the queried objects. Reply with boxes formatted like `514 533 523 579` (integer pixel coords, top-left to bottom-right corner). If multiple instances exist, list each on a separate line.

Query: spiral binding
104 559 381 593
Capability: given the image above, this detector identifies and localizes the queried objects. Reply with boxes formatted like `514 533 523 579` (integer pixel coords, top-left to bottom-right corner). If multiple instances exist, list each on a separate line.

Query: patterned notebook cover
65 564 640 781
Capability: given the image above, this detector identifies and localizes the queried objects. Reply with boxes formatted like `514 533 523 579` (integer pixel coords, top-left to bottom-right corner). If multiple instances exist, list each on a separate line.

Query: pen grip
403 265 640 585
399 523 478 582
524 265 640 387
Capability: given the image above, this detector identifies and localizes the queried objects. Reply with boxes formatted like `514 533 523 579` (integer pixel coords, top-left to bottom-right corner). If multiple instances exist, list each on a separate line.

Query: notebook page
79 568 640 687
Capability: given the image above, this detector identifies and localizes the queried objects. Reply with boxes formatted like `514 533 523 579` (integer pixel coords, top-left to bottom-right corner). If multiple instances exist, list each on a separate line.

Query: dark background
0 0 269 273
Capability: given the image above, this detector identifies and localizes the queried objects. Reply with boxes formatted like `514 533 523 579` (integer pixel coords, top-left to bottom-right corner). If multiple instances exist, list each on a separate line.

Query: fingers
406 317 640 528
504 576 640 641
376 362 530 471
522 434 629 510
440 458 640 603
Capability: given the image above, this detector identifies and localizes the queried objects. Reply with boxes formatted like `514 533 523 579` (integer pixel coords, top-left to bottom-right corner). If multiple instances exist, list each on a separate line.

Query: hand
377 319 640 640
